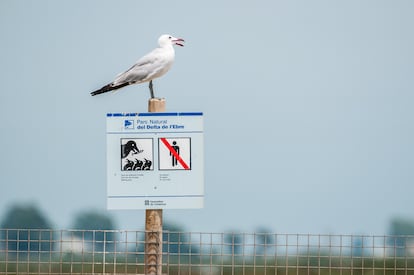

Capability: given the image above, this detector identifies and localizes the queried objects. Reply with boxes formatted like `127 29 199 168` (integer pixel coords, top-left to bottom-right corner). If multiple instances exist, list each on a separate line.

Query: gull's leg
149 80 155 98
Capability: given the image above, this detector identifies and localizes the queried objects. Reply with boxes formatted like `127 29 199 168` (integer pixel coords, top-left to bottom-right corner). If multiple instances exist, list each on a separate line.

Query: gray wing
112 48 165 86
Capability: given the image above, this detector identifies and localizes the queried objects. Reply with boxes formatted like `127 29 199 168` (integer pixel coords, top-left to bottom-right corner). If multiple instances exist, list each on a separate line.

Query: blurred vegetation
1 203 414 274
2 202 414 238
388 217 414 257
71 210 116 252
0 203 54 253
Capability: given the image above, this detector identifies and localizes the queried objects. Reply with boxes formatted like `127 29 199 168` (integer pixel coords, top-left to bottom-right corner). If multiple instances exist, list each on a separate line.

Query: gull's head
159 34 185 47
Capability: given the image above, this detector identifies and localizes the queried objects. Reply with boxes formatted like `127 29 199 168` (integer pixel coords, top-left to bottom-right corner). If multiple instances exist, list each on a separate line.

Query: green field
1 253 413 275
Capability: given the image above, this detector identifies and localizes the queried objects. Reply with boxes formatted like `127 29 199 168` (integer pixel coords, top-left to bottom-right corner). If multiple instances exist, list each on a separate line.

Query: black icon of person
170 141 180 166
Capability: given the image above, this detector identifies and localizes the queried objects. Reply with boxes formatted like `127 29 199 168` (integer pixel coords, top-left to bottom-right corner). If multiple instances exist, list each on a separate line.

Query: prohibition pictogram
159 137 191 170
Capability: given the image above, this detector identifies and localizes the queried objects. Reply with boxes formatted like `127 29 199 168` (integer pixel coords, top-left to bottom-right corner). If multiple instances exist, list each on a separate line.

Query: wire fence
1 229 414 274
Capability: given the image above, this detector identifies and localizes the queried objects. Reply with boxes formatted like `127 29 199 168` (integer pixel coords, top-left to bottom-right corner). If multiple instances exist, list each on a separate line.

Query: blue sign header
107 112 203 117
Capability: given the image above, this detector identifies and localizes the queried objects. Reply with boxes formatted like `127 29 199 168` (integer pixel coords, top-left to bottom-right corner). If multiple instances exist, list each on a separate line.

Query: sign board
106 112 204 209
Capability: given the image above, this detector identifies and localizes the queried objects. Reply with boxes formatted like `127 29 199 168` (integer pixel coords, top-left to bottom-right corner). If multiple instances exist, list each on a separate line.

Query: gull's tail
91 82 130 96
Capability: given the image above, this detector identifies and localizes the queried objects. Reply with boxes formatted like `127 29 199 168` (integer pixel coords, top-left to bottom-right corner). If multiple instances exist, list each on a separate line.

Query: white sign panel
106 112 204 209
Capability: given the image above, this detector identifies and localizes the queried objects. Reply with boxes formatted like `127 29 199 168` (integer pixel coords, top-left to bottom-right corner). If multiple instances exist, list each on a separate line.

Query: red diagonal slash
160 138 190 170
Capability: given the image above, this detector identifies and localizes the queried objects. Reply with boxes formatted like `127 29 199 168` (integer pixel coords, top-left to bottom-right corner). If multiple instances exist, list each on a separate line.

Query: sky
0 0 413 235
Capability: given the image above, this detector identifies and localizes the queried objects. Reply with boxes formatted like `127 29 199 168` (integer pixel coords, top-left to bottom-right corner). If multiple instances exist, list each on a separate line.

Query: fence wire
1 229 414 274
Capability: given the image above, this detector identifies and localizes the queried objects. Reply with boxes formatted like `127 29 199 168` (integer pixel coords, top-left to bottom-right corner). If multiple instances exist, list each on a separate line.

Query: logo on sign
124 120 134 129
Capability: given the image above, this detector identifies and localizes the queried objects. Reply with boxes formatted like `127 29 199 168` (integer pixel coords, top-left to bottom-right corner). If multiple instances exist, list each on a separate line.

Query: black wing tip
90 82 131 96
90 84 112 96
90 90 102 96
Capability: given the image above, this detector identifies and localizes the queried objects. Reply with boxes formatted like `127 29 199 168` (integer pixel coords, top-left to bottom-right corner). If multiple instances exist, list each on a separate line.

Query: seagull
91 34 184 98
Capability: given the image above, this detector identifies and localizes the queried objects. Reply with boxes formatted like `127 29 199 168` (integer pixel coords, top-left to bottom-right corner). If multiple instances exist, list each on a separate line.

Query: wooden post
148 98 166 113
145 98 165 275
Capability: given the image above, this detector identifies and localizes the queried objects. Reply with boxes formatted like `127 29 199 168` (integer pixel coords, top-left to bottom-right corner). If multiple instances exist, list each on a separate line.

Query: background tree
162 222 199 255
224 231 243 255
388 217 414 256
255 227 275 255
71 210 117 252
0 203 54 253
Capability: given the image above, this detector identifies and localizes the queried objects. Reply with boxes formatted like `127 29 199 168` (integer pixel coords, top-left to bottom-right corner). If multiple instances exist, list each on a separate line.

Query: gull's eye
169 36 172 39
